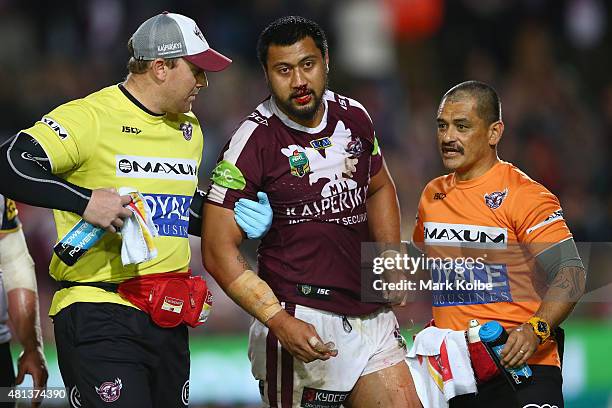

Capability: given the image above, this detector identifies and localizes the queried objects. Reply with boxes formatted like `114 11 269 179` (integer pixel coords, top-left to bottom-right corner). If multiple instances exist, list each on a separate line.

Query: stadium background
1 0 611 406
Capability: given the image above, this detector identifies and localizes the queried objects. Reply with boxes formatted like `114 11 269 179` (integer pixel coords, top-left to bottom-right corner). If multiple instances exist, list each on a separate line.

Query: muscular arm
365 161 406 304
501 240 585 368
534 265 585 328
366 159 400 243
201 204 250 288
7 289 42 352
202 203 332 362
0 230 48 388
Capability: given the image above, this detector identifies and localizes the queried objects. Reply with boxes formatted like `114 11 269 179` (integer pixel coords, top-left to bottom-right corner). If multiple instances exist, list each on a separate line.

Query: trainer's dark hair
442 81 502 125
257 16 328 68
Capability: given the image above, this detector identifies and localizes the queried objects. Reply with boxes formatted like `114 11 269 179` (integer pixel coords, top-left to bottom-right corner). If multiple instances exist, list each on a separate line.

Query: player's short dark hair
257 16 328 68
126 38 178 74
443 81 502 125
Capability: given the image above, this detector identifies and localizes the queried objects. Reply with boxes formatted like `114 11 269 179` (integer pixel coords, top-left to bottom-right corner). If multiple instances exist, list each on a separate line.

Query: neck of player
122 76 165 115
455 155 500 182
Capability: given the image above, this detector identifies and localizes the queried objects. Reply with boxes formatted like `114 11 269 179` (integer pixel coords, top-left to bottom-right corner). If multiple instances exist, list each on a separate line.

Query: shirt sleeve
347 98 383 176
371 134 383 176
20 100 98 174
512 182 572 249
206 121 264 209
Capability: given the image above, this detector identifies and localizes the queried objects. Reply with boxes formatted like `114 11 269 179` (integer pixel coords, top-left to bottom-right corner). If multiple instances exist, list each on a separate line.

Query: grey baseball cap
131 12 232 72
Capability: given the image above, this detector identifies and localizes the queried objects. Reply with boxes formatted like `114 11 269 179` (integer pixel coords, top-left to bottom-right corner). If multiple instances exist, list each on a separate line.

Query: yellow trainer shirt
21 84 203 316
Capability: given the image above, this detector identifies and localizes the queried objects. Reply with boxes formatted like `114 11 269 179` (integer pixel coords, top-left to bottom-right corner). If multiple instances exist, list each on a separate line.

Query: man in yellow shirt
0 12 271 407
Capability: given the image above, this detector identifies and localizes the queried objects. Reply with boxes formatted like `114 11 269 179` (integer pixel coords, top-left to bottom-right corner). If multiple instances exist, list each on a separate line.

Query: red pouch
182 276 210 328
467 340 501 384
117 271 210 328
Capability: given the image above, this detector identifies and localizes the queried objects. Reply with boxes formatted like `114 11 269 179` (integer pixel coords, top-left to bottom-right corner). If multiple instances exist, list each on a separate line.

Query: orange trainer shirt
412 161 572 366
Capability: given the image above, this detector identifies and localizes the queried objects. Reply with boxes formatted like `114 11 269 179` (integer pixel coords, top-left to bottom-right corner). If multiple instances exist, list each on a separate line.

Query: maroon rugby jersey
207 91 383 316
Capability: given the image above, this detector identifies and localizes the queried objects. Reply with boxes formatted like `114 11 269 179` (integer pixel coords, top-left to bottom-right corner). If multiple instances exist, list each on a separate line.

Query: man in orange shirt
412 81 585 407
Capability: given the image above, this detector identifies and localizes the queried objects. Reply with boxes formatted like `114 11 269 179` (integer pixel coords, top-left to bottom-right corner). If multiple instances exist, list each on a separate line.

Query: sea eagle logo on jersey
288 150 311 177
346 137 364 157
484 188 508 209
281 121 359 197
95 378 122 403
180 122 193 141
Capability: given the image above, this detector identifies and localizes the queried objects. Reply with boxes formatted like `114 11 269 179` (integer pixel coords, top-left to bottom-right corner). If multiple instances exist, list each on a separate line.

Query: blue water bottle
479 321 533 389
53 219 106 266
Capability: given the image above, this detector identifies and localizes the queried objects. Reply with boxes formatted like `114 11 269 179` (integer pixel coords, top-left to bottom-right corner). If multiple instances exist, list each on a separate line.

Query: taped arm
0 230 48 387
0 229 41 348
0 133 91 215
202 203 332 362
202 203 282 323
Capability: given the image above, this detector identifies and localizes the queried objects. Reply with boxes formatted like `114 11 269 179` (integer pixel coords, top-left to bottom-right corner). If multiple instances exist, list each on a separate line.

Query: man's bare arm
366 160 401 244
202 203 335 362
501 265 586 368
0 231 48 391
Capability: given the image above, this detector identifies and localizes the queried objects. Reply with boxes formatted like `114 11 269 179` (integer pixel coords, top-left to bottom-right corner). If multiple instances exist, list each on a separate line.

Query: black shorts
0 341 16 408
449 364 563 408
53 302 190 408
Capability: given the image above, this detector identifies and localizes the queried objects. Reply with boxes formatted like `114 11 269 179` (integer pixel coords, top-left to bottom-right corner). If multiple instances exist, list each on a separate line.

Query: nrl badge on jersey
288 150 310 177
180 122 193 141
484 188 508 209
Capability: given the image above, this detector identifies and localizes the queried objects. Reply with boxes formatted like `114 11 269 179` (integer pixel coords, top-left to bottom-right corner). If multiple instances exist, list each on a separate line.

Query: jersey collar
453 161 504 189
118 84 165 117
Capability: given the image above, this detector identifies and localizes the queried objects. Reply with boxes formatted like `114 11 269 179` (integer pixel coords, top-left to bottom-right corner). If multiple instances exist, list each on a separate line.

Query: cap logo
194 26 205 43
158 42 182 54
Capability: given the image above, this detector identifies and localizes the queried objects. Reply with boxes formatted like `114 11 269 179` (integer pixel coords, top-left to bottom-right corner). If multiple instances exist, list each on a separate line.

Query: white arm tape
0 228 37 292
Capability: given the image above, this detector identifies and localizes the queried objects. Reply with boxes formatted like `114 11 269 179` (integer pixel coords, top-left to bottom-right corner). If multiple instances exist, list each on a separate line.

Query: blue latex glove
234 192 273 239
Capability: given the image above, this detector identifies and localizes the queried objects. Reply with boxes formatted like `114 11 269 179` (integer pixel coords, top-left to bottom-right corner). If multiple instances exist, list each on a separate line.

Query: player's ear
488 120 504 146
325 54 329 73
150 58 168 81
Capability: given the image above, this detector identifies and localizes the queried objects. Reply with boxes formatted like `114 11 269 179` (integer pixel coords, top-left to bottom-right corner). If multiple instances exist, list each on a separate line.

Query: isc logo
122 126 142 135
317 288 330 295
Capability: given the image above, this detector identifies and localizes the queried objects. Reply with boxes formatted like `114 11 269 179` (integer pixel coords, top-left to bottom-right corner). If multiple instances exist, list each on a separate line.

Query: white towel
407 327 477 408
118 187 158 265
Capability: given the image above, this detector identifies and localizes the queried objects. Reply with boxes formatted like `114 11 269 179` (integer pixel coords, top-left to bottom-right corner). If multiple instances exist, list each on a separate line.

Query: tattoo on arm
548 266 586 302
237 254 252 270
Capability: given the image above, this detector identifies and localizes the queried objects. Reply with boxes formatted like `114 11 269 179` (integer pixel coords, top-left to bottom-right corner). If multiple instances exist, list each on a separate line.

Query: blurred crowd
1 0 611 339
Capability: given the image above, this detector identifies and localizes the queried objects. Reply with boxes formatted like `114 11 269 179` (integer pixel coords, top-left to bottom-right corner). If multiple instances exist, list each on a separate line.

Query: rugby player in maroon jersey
203 16 420 407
